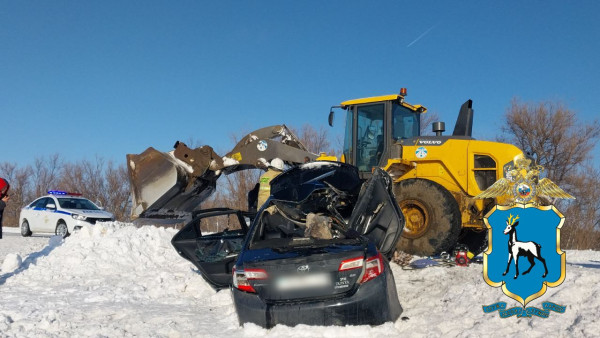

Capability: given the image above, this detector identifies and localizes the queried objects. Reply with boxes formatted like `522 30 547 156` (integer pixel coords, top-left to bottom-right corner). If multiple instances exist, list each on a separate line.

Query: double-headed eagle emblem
475 154 574 204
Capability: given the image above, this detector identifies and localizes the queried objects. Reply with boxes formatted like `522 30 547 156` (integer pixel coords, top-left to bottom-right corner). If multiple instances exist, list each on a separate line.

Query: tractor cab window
473 154 497 191
356 104 385 171
392 104 420 140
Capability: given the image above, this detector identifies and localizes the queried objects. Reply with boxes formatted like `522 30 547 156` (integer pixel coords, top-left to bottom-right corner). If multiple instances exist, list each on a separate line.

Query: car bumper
232 268 402 328
71 218 113 230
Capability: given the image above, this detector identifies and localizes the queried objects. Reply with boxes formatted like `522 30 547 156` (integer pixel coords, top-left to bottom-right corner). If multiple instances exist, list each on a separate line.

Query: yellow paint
316 153 337 162
392 139 522 229
231 152 242 161
341 94 400 106
341 95 427 113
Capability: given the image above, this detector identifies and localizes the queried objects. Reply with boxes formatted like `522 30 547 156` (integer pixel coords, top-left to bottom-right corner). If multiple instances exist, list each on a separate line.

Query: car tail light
232 267 268 293
338 257 364 271
360 252 384 284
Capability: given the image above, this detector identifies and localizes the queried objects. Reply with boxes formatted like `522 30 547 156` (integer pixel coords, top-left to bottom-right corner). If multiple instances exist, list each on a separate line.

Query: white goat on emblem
502 214 548 279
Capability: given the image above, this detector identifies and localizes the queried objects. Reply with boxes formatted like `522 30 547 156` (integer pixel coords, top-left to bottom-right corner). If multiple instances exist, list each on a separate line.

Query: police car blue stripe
55 210 71 215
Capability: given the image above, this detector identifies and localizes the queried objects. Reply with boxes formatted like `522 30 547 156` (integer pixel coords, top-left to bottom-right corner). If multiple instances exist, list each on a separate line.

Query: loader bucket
126 125 317 226
127 147 218 223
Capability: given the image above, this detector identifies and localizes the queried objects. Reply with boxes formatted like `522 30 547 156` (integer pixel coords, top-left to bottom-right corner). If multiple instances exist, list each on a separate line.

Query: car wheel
394 179 461 256
21 220 32 237
56 221 69 238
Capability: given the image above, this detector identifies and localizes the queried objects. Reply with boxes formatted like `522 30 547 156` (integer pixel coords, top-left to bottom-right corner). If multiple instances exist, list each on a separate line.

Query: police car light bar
47 190 82 196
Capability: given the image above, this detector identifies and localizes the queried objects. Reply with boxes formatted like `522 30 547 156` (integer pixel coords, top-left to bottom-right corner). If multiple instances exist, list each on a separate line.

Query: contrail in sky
407 24 438 48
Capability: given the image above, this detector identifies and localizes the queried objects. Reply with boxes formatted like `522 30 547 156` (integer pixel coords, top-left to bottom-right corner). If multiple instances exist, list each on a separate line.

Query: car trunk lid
240 242 369 301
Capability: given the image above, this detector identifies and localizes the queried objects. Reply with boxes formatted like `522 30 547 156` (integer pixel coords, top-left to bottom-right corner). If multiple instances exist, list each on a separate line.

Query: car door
171 208 251 290
40 197 59 232
347 168 405 258
27 197 50 232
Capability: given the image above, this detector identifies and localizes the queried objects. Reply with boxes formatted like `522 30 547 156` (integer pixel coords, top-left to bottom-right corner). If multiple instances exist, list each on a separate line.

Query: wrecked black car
171 162 405 328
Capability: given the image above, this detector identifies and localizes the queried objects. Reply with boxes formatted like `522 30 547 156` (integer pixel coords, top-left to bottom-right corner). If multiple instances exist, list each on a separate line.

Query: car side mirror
328 110 335 127
46 203 56 210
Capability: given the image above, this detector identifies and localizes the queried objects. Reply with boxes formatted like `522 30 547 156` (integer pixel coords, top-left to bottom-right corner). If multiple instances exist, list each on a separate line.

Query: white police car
19 190 114 238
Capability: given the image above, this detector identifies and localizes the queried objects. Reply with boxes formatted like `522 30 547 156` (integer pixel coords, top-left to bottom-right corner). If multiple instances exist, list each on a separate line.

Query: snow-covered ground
0 224 598 337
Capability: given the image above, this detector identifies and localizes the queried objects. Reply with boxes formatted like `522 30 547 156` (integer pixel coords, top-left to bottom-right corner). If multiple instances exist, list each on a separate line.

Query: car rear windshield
58 198 100 210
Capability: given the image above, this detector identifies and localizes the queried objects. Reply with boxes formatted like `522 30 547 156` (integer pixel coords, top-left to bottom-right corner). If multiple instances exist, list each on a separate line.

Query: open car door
171 208 252 290
348 168 405 258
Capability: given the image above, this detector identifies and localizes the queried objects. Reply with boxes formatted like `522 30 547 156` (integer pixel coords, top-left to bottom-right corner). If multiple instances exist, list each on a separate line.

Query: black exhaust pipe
452 99 473 137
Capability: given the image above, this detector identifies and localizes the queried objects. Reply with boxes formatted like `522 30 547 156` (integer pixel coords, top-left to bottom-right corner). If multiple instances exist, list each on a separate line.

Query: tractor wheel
394 179 461 256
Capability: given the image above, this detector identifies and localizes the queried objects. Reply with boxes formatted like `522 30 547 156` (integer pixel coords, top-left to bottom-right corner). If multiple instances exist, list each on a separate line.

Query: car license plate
276 273 330 291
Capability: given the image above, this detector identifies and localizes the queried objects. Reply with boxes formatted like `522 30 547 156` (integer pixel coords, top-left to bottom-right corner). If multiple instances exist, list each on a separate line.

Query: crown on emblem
475 154 574 205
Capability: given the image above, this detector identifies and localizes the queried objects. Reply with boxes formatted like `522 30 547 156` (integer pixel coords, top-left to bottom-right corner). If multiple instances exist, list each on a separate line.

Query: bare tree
0 155 132 226
0 162 35 226
292 124 331 155
59 157 131 221
501 99 600 186
560 165 600 249
500 98 600 250
104 161 131 221
32 154 62 197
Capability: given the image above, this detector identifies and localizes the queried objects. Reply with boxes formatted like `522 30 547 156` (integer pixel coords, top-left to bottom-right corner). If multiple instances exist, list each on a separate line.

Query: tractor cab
330 89 426 175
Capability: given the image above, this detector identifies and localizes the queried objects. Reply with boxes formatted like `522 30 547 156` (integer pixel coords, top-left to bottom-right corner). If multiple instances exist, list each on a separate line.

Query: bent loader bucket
126 125 318 226
127 147 218 225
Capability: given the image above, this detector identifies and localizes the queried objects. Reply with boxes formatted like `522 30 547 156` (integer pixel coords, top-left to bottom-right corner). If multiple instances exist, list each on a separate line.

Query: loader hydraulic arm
127 125 318 225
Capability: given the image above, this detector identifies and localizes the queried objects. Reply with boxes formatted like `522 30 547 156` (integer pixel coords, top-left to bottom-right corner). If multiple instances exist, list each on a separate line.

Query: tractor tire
394 179 461 256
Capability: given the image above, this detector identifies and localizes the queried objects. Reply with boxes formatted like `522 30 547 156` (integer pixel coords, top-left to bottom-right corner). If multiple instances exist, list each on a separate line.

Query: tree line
0 156 130 227
1 101 599 250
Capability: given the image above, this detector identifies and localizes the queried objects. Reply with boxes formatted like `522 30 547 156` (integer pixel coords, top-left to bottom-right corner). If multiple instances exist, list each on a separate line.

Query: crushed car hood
269 162 362 203
269 161 404 257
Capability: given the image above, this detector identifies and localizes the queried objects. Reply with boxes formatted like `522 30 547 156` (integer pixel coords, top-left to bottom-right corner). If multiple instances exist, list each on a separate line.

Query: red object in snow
0 177 9 198
455 251 470 267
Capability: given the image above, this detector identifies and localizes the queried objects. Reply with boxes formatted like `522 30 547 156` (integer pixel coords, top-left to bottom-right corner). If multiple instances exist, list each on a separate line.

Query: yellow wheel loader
126 90 522 256
328 88 523 255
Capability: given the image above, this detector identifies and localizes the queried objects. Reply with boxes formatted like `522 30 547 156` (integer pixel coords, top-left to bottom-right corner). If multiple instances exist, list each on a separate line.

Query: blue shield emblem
484 203 565 306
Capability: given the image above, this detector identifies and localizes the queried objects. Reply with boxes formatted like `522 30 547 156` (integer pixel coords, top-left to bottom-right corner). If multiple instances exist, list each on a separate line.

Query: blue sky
2 1 599 165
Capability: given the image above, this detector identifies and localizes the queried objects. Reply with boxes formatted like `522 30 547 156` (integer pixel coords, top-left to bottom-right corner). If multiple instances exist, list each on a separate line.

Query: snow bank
0 223 229 337
1 253 22 273
0 223 598 337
